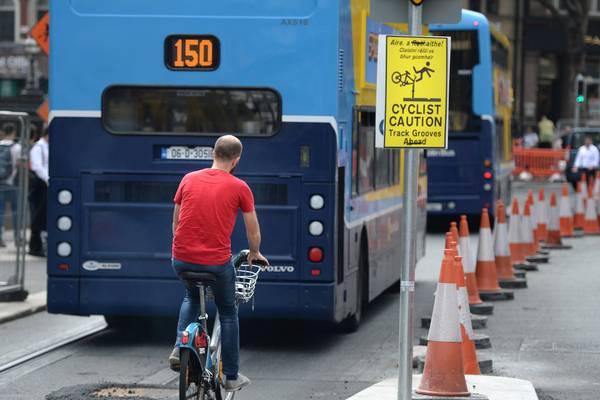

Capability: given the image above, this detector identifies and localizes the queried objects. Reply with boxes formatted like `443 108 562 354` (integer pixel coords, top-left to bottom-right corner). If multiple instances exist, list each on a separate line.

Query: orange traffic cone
459 215 494 315
524 199 550 263
450 222 460 253
536 188 549 242
526 190 539 241
584 185 600 234
417 249 470 397
494 201 527 288
476 209 513 301
455 254 481 375
509 198 525 264
559 184 574 238
593 173 600 200
581 173 589 197
574 180 586 231
510 198 539 272
543 192 572 250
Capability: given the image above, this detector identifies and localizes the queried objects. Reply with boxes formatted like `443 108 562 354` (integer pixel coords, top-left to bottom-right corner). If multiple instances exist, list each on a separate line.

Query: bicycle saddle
179 271 217 283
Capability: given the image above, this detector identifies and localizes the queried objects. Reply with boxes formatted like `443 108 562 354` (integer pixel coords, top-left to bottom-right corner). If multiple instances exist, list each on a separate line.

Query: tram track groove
0 318 107 374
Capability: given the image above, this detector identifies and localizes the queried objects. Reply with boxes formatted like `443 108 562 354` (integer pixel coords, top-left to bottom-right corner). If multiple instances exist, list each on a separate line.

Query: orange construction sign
37 100 49 122
30 12 49 55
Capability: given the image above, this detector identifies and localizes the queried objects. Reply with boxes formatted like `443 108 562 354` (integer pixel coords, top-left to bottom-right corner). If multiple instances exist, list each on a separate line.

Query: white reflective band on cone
560 196 573 217
520 215 534 243
477 228 495 261
494 224 510 256
509 215 522 244
549 205 560 231
459 237 476 274
457 287 475 340
428 283 462 343
585 197 597 219
576 193 585 213
530 202 537 226
537 201 548 224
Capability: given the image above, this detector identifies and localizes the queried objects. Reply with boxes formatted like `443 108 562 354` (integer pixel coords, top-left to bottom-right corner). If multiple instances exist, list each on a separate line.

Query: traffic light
577 78 585 103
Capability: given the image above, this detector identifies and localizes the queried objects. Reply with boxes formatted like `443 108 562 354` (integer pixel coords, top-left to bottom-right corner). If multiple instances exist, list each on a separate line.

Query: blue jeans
0 184 17 240
172 258 239 378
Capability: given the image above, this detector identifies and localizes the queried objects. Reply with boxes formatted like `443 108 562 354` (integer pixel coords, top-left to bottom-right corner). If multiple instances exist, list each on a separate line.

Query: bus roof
50 1 341 118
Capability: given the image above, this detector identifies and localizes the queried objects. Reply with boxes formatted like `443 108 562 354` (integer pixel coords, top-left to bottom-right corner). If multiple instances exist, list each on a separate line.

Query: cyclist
169 134 269 392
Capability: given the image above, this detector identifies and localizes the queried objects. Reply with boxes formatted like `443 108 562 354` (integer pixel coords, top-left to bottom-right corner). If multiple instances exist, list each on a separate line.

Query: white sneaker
168 347 180 371
224 373 251 392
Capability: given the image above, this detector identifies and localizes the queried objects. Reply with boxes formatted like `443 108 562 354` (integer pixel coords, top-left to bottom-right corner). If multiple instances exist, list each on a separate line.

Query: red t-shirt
172 168 254 265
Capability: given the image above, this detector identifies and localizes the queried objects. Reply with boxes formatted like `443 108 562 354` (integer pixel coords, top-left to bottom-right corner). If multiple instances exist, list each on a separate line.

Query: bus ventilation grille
338 49 344 92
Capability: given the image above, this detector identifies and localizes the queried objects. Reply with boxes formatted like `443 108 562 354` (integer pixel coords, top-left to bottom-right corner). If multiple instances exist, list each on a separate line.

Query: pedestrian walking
571 135 599 188
537 115 555 148
523 126 539 149
28 127 48 257
0 124 21 247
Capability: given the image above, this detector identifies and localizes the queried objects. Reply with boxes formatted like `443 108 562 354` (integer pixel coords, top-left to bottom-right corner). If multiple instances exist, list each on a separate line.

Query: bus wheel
340 249 366 333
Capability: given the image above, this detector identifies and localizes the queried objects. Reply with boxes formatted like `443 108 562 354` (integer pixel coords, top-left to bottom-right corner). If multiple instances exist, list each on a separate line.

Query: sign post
374 1 451 399
399 5 420 400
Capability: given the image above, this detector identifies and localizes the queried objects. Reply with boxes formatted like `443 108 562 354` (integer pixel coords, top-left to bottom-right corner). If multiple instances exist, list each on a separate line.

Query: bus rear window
102 86 281 136
432 30 480 133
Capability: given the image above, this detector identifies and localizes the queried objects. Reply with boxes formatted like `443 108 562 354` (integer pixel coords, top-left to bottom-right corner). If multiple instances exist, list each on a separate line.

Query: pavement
348 375 538 400
0 234 48 324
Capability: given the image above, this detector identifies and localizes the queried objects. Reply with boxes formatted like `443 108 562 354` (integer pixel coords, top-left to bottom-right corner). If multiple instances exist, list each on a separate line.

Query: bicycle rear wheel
214 343 235 400
179 348 204 400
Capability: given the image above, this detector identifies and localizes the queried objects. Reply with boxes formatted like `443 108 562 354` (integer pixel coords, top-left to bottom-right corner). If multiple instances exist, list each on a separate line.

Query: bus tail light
308 247 323 263
483 159 492 167
311 269 321 277
182 331 189 345
483 171 493 180
58 263 69 271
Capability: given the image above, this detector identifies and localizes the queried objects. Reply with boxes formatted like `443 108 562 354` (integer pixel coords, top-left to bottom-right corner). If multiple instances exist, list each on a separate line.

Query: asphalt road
0 182 599 399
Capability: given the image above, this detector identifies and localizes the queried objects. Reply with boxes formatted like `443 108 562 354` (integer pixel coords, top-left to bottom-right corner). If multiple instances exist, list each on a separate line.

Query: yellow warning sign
375 35 450 149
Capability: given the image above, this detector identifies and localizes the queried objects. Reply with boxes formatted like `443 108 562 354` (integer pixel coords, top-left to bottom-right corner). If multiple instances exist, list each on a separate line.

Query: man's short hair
214 135 242 161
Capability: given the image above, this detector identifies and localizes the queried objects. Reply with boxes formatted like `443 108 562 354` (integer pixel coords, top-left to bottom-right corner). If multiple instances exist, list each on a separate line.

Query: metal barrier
0 111 31 301
512 147 568 178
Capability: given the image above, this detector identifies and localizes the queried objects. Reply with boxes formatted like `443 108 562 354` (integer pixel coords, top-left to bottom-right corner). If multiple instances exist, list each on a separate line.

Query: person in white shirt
0 125 22 247
572 135 600 188
28 128 48 257
523 126 539 149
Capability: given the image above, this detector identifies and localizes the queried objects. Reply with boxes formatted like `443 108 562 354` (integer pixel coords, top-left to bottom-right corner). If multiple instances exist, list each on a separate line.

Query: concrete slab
0 290 46 323
346 375 538 400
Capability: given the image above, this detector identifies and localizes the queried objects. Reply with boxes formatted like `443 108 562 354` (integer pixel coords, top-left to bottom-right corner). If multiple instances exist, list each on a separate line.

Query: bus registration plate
161 146 213 161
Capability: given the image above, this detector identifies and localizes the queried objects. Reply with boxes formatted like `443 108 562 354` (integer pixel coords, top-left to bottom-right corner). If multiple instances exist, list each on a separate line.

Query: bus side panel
427 120 494 216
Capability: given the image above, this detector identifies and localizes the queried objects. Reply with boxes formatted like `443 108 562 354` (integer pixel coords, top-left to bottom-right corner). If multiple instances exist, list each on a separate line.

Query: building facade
0 0 48 119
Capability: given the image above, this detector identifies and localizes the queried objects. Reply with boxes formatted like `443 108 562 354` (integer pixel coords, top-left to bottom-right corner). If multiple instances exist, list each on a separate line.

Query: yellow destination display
376 35 450 149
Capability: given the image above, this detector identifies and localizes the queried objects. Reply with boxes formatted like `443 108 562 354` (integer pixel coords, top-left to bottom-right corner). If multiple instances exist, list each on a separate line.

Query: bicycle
178 250 263 400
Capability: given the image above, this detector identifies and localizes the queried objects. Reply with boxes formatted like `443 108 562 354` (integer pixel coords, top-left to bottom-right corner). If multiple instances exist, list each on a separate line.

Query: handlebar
232 249 268 269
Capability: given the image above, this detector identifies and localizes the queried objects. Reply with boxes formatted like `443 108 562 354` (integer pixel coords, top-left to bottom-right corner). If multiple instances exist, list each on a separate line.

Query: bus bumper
48 277 336 321
426 194 494 217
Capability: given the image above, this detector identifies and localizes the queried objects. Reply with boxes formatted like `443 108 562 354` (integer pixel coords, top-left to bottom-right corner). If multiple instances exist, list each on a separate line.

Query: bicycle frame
179 282 231 399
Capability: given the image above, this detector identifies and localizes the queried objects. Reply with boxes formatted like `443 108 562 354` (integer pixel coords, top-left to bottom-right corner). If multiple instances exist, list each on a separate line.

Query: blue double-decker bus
427 10 513 217
47 0 426 331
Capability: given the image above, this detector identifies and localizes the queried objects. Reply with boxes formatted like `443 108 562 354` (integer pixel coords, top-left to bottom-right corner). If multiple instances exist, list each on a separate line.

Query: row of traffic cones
417 197 556 397
418 180 599 397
